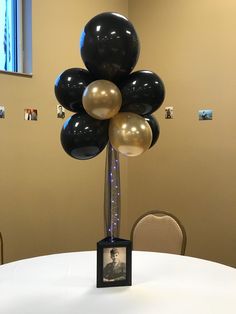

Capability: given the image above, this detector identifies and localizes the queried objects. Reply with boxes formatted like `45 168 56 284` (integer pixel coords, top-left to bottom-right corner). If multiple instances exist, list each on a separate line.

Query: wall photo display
24 109 38 121
165 106 173 119
0 105 5 118
56 104 65 119
199 109 213 120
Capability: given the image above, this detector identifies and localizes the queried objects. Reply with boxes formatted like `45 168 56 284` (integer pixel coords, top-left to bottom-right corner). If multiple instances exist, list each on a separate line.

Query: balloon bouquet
54 12 165 243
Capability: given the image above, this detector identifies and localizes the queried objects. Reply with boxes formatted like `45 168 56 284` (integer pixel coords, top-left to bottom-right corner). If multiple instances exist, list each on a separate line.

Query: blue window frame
0 0 32 74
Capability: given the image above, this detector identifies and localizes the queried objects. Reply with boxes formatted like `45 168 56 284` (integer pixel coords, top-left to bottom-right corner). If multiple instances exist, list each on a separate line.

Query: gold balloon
82 80 122 120
109 112 153 157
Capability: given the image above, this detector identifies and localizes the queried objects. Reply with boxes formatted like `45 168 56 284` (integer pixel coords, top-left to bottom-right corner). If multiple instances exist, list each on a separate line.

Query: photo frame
24 109 38 121
0 105 5 119
198 109 213 120
165 106 174 119
97 237 132 288
56 104 65 119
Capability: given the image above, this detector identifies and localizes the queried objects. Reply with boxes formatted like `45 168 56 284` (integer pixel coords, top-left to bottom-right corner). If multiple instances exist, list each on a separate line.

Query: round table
0 251 235 314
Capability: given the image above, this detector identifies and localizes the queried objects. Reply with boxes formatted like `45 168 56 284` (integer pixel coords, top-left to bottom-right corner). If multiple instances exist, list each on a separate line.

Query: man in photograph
57 105 65 119
31 109 37 121
103 248 126 282
165 106 173 119
24 109 37 121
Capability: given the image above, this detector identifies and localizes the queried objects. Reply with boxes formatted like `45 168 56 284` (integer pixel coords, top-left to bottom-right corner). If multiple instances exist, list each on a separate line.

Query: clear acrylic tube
104 142 120 240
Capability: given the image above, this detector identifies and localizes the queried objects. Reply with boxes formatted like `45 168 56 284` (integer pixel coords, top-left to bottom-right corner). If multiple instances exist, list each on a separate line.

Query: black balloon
119 70 165 115
55 68 94 113
61 113 109 160
80 12 140 83
144 114 160 148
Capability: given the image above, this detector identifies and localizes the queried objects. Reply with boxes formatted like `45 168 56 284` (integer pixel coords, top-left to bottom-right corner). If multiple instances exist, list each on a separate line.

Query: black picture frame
97 237 132 288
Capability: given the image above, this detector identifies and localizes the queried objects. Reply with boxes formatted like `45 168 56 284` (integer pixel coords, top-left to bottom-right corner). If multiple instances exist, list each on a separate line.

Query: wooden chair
131 210 187 255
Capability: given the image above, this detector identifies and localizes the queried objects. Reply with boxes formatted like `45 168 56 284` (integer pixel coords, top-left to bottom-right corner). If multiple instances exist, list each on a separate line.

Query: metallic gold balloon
82 80 122 120
109 112 153 157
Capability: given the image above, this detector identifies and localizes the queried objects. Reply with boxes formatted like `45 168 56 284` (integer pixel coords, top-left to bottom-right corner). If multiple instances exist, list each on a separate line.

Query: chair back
0 232 3 264
131 210 187 255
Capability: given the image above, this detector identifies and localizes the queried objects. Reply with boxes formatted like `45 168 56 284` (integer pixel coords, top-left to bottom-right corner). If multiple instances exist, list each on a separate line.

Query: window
0 0 32 75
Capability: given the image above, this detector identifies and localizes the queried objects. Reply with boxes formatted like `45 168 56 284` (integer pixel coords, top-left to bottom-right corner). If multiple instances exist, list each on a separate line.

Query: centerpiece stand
97 142 132 288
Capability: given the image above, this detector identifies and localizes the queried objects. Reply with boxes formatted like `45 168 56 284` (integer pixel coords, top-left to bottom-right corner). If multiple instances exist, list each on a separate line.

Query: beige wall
128 0 236 267
0 0 129 263
1 0 236 268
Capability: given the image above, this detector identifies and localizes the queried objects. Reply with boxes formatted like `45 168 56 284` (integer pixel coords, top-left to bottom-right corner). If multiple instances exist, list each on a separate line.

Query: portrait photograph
0 106 5 119
103 247 126 282
56 104 65 119
24 109 38 121
97 237 132 288
199 109 213 120
165 106 174 119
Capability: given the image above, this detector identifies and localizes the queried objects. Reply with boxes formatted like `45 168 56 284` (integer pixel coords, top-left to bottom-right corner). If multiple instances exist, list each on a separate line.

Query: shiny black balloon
60 113 109 160
144 114 160 148
119 70 165 115
80 12 140 83
55 68 94 113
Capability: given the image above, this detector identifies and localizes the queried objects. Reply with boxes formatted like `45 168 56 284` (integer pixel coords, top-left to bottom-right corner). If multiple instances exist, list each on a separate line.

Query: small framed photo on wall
165 106 174 119
97 237 132 288
0 106 5 119
24 109 38 121
56 104 65 119
198 109 213 120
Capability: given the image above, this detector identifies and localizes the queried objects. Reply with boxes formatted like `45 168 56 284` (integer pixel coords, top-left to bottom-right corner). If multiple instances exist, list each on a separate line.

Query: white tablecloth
0 251 235 314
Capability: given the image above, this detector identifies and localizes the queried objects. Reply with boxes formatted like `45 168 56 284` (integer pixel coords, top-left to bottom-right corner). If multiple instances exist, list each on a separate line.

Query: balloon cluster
55 12 165 160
